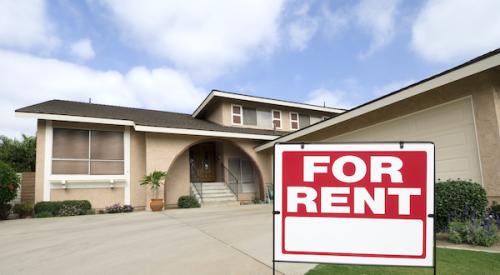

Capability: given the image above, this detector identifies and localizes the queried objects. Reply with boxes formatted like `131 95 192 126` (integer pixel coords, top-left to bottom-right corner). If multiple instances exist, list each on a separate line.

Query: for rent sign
274 143 434 267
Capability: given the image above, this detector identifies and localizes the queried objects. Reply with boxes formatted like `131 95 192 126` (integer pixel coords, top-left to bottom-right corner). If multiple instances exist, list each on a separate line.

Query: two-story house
15 90 344 209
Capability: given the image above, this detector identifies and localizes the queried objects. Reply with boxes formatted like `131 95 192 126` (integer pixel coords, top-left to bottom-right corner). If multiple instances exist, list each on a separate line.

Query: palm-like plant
140 170 167 199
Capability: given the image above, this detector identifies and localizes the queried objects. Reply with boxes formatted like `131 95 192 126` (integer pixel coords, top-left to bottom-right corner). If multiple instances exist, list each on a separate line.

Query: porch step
190 182 239 206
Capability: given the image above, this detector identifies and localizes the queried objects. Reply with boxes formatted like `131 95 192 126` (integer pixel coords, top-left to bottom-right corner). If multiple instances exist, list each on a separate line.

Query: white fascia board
135 125 279 140
255 52 500 152
192 91 345 118
15 112 134 126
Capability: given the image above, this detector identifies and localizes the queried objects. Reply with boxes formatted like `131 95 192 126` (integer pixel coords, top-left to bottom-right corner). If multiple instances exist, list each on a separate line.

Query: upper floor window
299 114 311 129
52 128 124 175
290 112 299 130
272 110 281 129
232 105 242 125
243 107 257 126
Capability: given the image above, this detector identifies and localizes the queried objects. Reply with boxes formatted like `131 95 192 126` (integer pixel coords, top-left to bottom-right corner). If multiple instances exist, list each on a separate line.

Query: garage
323 97 482 184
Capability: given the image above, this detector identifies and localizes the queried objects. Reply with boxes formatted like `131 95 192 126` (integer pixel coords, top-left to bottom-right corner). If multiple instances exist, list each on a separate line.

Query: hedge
435 180 487 232
34 200 92 216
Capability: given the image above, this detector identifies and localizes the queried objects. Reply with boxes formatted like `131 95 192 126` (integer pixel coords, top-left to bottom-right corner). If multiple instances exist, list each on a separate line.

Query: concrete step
202 189 235 194
202 201 240 207
202 196 238 202
202 193 236 199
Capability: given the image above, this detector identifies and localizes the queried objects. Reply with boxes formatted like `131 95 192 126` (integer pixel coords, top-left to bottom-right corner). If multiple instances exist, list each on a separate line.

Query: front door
189 142 216 182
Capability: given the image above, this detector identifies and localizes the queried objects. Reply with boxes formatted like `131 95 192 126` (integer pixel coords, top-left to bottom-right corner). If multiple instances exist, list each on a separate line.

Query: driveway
0 205 314 275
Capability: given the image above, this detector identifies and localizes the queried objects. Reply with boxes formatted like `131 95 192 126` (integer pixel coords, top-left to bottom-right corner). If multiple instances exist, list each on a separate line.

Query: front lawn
306 248 500 275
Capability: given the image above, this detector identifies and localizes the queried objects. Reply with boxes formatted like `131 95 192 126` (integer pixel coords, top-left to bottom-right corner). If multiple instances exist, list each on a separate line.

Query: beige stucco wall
204 100 333 132
130 129 147 209
51 188 124 209
291 69 500 201
34 119 46 202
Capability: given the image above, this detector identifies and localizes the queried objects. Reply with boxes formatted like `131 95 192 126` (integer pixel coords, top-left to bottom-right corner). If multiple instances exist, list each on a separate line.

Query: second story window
243 107 257 126
290 112 299 130
299 114 311 129
272 110 281 129
232 104 242 125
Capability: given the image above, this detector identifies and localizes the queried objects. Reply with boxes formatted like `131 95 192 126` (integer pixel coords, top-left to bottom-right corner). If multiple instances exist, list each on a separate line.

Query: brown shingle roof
16 100 286 137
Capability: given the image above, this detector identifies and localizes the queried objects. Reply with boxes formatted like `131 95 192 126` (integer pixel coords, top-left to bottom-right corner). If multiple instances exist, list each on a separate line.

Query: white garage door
324 97 482 183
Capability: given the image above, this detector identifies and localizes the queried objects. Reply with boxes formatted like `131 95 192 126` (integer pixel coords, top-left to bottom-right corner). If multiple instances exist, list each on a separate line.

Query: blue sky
1 0 500 137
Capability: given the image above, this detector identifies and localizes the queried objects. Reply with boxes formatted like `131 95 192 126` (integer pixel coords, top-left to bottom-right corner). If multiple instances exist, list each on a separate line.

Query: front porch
188 141 261 205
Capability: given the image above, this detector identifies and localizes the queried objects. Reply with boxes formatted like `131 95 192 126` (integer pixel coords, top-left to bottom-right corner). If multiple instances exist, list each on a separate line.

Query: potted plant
140 170 167 211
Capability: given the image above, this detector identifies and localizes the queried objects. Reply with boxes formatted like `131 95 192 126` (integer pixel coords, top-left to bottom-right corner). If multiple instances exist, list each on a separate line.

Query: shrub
0 204 11 220
435 180 488 231
58 204 81 216
13 202 33 218
178 196 200 208
105 203 123 213
0 161 20 220
35 211 53 218
122 205 134 213
86 209 96 215
448 219 499 247
34 200 92 217
490 201 500 215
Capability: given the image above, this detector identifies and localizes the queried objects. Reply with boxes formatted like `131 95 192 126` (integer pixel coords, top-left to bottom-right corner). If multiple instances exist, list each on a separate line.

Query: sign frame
272 142 435 270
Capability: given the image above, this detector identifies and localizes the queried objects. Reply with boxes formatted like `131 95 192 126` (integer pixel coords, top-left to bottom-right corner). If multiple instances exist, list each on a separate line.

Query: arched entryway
165 139 265 206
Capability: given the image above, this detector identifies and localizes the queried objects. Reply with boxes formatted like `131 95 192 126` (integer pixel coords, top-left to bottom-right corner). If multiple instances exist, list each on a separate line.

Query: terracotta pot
150 199 164 212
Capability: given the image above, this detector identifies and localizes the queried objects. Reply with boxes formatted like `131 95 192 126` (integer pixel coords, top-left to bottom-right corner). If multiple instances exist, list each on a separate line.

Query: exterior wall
51 188 124 209
130 129 147 209
204 99 333 132
20 172 35 203
34 119 46 202
293 69 500 201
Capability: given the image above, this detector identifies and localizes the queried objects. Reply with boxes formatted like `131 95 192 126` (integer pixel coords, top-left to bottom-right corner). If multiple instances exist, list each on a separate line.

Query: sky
1 0 500 138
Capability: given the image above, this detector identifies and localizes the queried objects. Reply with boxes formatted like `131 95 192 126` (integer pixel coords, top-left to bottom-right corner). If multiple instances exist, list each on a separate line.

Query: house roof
255 47 500 151
192 89 346 118
16 100 286 140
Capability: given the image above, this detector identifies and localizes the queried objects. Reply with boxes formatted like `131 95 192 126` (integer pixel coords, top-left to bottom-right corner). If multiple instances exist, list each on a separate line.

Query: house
257 48 500 203
16 48 500 209
15 91 343 209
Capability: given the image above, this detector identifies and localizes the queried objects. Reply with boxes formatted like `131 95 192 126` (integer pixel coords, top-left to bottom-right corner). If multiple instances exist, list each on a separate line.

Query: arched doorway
166 139 264 206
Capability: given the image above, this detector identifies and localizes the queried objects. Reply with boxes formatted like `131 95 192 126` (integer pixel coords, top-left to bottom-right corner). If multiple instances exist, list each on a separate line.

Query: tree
0 135 36 172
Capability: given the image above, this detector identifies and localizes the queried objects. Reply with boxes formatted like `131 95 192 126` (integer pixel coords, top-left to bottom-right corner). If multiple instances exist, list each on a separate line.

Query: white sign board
274 143 434 267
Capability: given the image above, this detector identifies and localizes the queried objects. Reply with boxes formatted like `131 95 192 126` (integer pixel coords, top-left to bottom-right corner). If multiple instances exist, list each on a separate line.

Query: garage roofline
255 48 500 152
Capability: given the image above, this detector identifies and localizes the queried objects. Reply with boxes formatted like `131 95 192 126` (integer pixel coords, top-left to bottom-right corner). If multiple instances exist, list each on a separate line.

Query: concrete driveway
0 205 314 275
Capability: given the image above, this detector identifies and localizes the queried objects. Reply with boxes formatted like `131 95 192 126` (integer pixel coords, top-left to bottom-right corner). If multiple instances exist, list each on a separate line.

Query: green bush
490 201 500 214
448 220 499 247
58 204 81 216
13 202 33 218
0 161 20 220
435 180 488 231
34 201 62 216
34 200 91 217
178 196 200 208
0 204 11 220
35 211 53 218
86 208 96 215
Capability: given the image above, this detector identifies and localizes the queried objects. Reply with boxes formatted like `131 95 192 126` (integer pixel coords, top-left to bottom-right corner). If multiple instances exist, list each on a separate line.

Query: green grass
306 248 500 275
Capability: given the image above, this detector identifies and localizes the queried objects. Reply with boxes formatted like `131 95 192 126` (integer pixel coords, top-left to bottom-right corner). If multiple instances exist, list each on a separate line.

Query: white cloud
0 50 205 138
99 0 285 80
354 0 400 58
0 0 59 50
287 3 319 51
306 88 354 109
70 39 95 60
373 79 414 96
412 0 500 62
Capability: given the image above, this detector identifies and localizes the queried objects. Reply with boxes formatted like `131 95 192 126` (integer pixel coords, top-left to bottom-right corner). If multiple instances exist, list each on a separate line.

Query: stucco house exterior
16 90 343 209
16 48 500 209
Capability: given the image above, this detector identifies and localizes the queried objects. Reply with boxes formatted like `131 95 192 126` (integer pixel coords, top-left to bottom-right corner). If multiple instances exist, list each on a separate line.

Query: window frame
290 112 299 130
51 128 125 176
231 104 243 125
271 109 282 130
